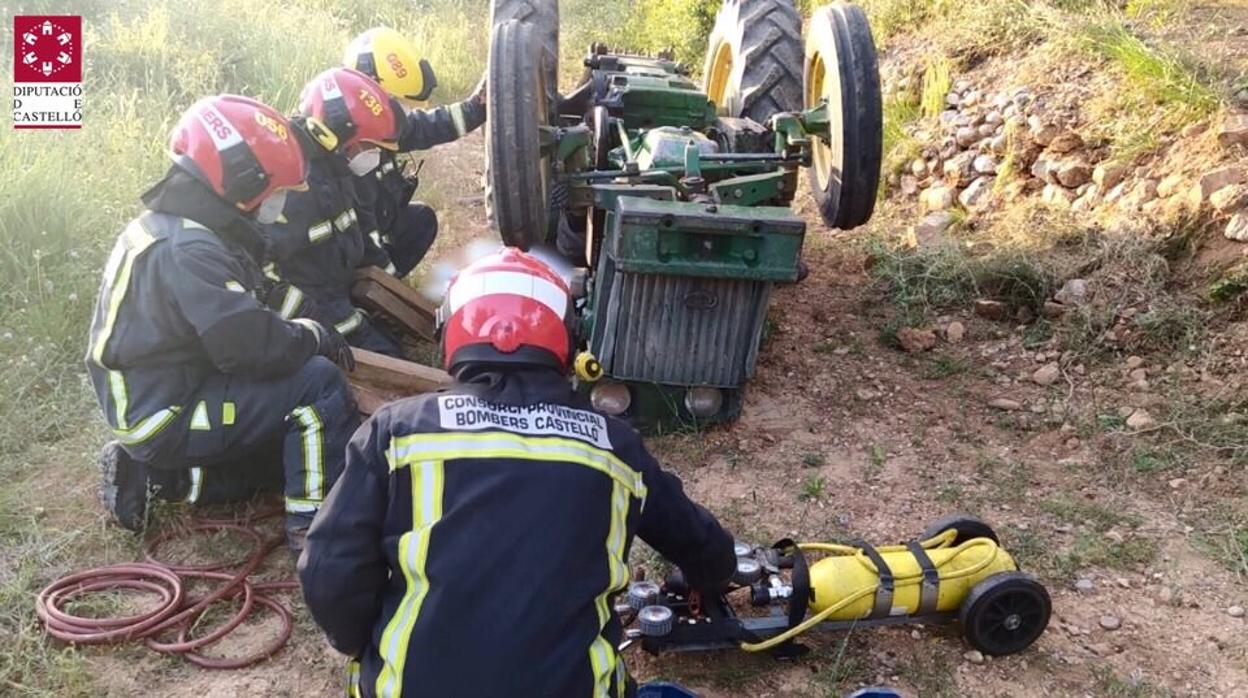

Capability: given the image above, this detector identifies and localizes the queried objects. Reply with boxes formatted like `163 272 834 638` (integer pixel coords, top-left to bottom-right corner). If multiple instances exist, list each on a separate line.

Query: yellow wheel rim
706 42 734 111
807 52 832 190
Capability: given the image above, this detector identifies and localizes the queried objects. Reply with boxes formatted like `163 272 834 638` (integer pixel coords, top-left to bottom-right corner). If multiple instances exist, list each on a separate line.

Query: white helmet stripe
195 103 244 151
320 73 344 101
447 270 567 319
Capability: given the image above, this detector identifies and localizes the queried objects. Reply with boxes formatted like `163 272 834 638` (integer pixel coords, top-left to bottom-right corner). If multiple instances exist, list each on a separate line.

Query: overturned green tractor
485 0 882 431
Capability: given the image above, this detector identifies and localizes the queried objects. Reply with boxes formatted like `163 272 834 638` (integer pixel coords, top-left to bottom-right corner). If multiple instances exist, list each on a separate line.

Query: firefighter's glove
297 319 357 372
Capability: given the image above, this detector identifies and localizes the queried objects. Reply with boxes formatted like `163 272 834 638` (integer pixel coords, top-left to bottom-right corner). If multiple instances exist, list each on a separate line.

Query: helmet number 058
253 112 288 141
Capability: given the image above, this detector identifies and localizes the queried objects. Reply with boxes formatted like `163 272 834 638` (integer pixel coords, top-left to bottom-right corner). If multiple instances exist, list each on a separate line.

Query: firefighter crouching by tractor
342 27 487 277
86 95 359 550
263 67 409 357
298 248 737 697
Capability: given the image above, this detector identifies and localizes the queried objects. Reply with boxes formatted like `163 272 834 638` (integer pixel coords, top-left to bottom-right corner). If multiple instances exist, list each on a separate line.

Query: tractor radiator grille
598 271 772 387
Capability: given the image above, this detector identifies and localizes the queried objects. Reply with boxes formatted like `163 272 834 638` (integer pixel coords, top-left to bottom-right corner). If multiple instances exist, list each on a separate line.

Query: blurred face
253 186 291 224
344 142 381 176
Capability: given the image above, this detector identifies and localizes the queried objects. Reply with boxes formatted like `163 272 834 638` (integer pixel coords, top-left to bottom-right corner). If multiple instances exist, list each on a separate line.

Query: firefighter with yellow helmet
343 27 487 281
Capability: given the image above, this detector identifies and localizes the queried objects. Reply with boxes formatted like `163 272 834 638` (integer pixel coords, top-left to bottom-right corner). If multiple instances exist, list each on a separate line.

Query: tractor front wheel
485 19 552 249
804 2 882 230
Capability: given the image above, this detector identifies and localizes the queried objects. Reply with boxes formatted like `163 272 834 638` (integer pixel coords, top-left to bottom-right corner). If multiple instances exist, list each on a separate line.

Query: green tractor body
485 1 882 431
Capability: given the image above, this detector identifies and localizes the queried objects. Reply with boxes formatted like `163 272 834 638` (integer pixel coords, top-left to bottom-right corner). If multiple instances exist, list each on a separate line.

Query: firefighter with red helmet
298 248 736 697
86 95 359 550
342 27 487 280
262 67 408 356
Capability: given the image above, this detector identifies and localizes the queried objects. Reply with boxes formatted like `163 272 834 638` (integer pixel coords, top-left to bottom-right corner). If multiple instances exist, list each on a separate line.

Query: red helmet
298 67 402 154
441 248 573 373
169 94 307 210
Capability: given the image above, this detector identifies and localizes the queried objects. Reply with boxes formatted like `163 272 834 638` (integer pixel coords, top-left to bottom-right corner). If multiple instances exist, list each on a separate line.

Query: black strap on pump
906 541 941 615
853 539 895 619
772 538 811 630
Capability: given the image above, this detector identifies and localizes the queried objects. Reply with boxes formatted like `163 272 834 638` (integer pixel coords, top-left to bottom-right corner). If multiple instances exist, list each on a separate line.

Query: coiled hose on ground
35 511 297 669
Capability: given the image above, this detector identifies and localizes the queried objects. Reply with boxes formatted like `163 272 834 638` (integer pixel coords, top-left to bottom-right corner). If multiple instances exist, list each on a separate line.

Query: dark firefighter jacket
85 168 319 463
299 365 736 698
262 127 387 333
354 97 487 238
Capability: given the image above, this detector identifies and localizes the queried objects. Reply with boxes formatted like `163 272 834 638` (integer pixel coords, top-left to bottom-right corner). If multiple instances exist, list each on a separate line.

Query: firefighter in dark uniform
299 248 736 697
262 67 407 357
86 95 358 549
343 27 487 277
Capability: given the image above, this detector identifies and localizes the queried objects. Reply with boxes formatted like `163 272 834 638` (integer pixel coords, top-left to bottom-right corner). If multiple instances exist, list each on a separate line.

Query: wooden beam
347 349 451 415
350 266 438 341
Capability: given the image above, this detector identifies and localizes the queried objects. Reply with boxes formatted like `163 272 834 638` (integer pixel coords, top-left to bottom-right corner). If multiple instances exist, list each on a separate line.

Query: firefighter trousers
380 201 437 278
147 357 359 530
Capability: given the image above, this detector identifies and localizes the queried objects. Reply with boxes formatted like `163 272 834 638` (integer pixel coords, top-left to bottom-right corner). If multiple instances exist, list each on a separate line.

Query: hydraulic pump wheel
920 514 1000 546
485 19 553 249
804 2 882 230
959 572 1051 656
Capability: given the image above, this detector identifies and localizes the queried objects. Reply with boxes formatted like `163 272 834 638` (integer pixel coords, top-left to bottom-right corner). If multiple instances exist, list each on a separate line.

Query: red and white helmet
441 248 573 373
298 67 402 154
169 94 307 210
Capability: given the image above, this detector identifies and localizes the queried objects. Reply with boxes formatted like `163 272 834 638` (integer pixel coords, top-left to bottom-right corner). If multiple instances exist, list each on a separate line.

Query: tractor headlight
591 382 631 416
684 387 723 418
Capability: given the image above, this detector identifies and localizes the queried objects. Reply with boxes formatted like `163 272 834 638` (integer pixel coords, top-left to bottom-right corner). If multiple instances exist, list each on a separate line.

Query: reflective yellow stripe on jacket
374 459 444 698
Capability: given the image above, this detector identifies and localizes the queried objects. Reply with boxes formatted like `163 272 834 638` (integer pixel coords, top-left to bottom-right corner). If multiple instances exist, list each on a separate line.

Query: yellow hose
739 536 1000 652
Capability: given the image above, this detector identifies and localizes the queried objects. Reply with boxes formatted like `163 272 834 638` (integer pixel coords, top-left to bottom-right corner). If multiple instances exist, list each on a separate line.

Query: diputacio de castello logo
13 15 83 129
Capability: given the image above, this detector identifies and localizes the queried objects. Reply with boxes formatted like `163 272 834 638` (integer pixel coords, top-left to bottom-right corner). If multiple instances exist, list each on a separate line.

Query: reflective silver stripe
448 103 467 136
285 497 319 514
334 310 364 335
114 407 180 445
263 262 281 282
290 406 325 500
184 467 203 503
369 230 383 248
334 209 356 231
308 221 333 242
279 286 304 319
590 480 630 694
388 432 646 500
224 280 245 293
384 262 397 275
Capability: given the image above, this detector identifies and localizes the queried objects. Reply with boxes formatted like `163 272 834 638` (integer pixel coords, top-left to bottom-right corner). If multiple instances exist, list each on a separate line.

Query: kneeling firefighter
342 27 487 276
86 95 359 549
263 67 407 356
298 248 737 697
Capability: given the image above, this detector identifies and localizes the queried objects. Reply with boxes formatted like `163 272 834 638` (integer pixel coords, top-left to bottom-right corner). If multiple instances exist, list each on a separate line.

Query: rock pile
884 70 1248 243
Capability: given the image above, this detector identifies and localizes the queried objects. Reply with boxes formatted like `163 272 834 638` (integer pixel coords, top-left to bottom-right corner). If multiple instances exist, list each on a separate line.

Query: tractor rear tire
490 0 559 94
703 0 804 124
804 2 882 230
485 20 551 250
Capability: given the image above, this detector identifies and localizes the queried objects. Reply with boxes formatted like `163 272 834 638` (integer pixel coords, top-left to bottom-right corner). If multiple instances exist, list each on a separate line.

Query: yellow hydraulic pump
807 536 1017 619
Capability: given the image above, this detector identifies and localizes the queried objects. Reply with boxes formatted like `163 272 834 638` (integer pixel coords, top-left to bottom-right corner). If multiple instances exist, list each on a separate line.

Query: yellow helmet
343 27 437 105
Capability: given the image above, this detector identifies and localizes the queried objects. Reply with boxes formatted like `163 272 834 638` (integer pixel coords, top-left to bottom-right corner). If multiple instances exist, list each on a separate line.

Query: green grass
800 474 827 501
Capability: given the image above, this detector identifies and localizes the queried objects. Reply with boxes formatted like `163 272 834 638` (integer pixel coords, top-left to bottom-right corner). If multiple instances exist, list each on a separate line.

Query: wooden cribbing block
348 348 452 415
351 266 438 341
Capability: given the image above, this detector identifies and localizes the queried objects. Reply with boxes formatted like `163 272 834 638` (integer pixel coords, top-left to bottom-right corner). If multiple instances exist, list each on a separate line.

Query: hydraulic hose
35 512 295 669
739 536 1002 652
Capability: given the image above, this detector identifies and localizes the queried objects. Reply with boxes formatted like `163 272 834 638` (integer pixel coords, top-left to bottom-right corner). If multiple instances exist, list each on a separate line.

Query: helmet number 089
386 52 407 78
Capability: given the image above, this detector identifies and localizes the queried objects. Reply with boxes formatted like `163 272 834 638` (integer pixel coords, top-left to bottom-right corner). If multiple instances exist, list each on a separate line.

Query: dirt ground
6 121 1219 698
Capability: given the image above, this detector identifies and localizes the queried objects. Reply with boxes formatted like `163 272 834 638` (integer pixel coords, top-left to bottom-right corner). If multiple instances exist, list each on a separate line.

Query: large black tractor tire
702 0 804 124
485 20 551 249
804 2 882 230
489 0 559 94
